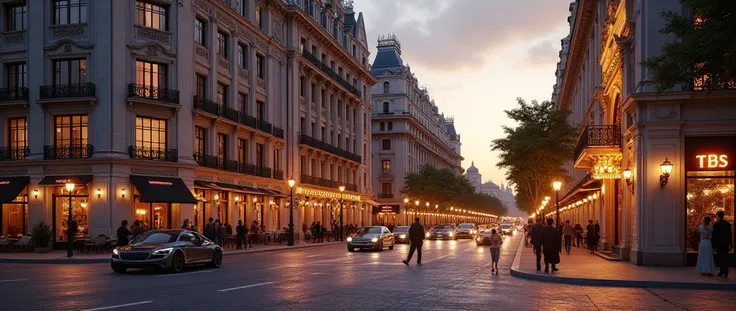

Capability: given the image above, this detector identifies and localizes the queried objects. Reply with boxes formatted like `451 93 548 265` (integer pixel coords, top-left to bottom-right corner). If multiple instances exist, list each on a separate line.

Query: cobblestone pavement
0 234 734 310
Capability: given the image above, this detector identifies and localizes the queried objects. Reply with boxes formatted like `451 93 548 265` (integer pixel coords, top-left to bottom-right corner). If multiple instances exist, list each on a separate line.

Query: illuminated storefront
39 175 92 244
0 177 29 237
373 205 400 226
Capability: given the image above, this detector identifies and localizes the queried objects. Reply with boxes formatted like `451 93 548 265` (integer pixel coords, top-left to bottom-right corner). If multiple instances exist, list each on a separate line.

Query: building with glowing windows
0 0 376 244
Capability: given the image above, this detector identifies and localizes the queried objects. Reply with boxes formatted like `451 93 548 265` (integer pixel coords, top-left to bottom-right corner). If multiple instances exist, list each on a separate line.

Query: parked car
456 223 477 239
426 224 457 240
346 226 395 252
392 226 410 244
111 230 222 273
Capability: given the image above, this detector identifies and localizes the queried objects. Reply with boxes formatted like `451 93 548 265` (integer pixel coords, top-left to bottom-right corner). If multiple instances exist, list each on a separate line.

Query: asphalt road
1 234 734 311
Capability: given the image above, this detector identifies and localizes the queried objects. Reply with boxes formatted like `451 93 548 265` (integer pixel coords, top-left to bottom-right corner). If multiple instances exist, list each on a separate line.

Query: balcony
223 159 239 173
298 134 362 164
302 50 361 98
273 127 285 139
194 153 220 169
128 84 180 105
573 125 622 171
300 174 339 189
240 162 257 176
0 147 29 161
257 120 272 134
346 184 358 192
193 96 222 116
257 166 272 178
194 96 276 136
378 193 393 198
0 87 29 103
44 144 93 159
40 83 95 100
273 169 284 180
128 146 178 162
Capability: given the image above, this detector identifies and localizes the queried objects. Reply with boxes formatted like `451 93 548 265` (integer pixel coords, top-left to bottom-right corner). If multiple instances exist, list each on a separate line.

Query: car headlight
426 232 431 237
371 237 379 243
448 232 454 237
346 237 353 242
400 234 406 239
112 248 119 257
152 247 173 256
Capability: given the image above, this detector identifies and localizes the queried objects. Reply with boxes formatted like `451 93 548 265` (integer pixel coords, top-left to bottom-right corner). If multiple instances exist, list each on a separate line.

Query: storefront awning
130 175 197 204
194 180 276 196
0 176 29 203
38 175 92 186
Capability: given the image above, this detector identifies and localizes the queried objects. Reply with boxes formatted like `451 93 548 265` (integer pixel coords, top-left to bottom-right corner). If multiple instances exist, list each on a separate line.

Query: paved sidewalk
511 237 736 290
0 241 341 264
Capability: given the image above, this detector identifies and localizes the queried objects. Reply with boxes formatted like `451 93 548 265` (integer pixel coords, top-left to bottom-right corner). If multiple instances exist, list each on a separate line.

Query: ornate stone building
552 0 735 266
465 162 515 213
0 0 376 243
370 34 463 225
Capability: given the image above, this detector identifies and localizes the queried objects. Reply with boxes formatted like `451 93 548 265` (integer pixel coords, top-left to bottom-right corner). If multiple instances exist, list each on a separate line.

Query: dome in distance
466 161 479 174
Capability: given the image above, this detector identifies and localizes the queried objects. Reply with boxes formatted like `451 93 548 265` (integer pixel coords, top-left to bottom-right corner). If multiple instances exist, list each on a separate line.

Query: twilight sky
354 0 573 195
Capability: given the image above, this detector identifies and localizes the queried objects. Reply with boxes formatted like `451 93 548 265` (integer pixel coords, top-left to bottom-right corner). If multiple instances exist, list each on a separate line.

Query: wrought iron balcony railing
0 87 29 102
573 125 622 162
257 119 272 134
193 96 279 137
346 184 358 192
44 144 93 159
0 147 29 161
273 169 284 180
257 166 272 178
128 146 178 162
128 83 180 104
223 159 239 173
193 153 220 169
193 96 222 116
273 127 284 139
378 193 393 198
40 83 95 99
298 134 362 163
302 50 361 97
240 162 257 176
300 174 340 189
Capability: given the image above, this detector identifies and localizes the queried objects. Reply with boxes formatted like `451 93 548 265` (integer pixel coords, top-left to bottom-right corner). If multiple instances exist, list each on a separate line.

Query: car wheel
348 247 355 252
111 263 127 274
169 250 185 273
208 249 223 268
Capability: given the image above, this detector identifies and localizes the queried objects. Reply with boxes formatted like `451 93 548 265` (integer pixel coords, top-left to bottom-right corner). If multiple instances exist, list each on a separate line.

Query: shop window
214 191 228 225
134 197 170 230
135 1 168 31
686 172 734 252
135 116 167 151
54 185 88 242
1 191 28 237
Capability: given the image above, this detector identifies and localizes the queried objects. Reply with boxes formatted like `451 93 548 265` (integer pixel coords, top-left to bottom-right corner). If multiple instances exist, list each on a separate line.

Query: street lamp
552 180 562 228
287 178 296 246
339 185 345 241
64 183 75 257
403 198 409 224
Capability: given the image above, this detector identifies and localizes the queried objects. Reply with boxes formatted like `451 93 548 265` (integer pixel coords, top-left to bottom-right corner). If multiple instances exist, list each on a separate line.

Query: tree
401 165 475 208
641 0 736 92
491 98 577 215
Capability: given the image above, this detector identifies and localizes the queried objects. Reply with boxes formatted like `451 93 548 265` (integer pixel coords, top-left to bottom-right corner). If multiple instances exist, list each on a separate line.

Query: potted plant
31 221 53 253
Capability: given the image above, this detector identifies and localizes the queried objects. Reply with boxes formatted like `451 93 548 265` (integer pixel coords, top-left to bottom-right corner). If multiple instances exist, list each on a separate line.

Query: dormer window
383 81 390 94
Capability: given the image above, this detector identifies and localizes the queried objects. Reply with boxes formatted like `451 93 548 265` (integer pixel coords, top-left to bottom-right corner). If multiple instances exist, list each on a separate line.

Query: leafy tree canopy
642 0 736 92
491 98 577 214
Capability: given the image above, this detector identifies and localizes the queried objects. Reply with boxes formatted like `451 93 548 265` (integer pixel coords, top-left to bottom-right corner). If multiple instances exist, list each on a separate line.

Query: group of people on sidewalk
696 210 732 278
529 218 562 273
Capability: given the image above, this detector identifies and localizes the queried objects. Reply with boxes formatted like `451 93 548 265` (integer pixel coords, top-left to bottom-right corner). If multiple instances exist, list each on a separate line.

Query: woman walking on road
696 216 716 276
489 228 503 274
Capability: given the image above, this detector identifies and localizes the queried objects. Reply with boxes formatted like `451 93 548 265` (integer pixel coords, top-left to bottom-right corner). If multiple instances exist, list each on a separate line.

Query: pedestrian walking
586 220 596 254
489 228 503 274
712 210 732 278
562 220 574 255
131 220 146 238
530 218 544 271
117 220 132 246
574 224 583 247
696 216 716 276
315 221 323 243
214 219 224 247
594 220 601 251
236 220 245 250
181 219 191 230
542 218 561 273
403 217 425 266
204 217 215 241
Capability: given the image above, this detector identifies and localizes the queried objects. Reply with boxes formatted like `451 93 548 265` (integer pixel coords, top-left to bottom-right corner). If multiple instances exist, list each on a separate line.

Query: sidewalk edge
509 236 736 290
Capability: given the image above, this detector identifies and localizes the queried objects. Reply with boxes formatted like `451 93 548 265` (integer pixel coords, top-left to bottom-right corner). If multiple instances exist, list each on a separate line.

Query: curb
594 251 621 261
509 236 736 290
0 242 341 265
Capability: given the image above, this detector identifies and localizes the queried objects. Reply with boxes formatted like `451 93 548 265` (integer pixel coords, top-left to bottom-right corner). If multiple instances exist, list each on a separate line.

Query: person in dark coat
403 217 425 266
712 210 732 278
529 219 545 271
117 220 132 246
594 220 601 251
541 218 561 273
203 217 215 241
214 220 224 246
586 220 596 254
236 220 245 250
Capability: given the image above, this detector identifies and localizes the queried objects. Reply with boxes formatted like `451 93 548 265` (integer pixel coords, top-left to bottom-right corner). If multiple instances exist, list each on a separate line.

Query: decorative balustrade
300 174 340 189
0 147 28 161
193 96 277 136
128 146 178 162
0 87 29 102
574 125 622 162
44 144 93 159
298 134 362 163
40 83 95 99
128 84 179 104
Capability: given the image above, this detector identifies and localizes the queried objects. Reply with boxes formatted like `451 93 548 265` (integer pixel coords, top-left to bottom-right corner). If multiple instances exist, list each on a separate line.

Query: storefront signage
295 187 361 201
685 137 736 171
148 181 173 186
373 205 400 214
55 179 72 184
0 181 9 185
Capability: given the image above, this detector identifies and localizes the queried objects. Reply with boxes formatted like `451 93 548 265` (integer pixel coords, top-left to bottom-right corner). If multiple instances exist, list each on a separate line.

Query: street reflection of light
476 247 484 254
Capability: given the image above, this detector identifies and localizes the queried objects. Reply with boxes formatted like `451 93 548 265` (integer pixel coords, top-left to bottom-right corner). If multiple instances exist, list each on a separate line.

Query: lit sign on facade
685 137 736 171
0 181 9 185
695 154 728 169
295 187 361 202
149 181 174 186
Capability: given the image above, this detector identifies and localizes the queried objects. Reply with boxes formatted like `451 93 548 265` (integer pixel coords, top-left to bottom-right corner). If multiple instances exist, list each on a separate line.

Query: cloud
355 0 573 71
524 38 563 67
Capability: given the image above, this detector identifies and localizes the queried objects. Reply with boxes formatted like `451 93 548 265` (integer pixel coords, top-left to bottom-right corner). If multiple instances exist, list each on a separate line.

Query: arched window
383 102 389 114
383 81 390 94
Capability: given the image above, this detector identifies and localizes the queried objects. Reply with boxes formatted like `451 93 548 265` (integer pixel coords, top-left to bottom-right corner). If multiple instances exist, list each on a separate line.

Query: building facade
465 162 515 212
369 34 463 226
552 0 735 266
0 0 376 244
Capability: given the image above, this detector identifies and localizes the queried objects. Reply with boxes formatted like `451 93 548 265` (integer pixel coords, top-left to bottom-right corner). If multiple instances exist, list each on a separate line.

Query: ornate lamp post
64 183 75 257
425 202 430 225
414 200 420 218
403 198 409 224
287 178 296 246
552 181 562 228
339 185 345 241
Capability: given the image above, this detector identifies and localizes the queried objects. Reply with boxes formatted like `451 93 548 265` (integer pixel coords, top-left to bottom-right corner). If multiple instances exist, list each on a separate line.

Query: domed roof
482 181 500 189
466 161 479 174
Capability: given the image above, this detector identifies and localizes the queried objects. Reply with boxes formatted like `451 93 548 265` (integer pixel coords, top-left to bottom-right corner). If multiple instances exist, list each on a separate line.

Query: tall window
388 122 393 131
379 123 384 131
5 4 27 31
382 139 391 150
135 116 166 151
55 115 88 147
382 160 391 170
238 43 247 68
217 31 228 58
8 118 27 158
6 62 26 88
256 54 265 78
135 60 167 89
256 101 265 120
53 0 87 25
196 74 206 98
274 149 281 171
383 82 390 94
381 183 392 195
217 133 227 162
194 18 205 45
238 93 248 113
135 1 167 31
255 6 262 29
237 138 247 164
195 126 206 156
54 59 87 85
256 143 263 167
217 83 228 106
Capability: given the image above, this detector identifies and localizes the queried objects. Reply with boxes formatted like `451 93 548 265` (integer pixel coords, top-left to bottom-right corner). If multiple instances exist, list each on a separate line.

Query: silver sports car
111 230 222 273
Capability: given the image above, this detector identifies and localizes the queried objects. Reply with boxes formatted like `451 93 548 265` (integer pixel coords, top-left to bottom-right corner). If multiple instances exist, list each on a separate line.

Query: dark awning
39 175 92 185
0 176 29 203
214 182 245 192
130 175 197 204
240 186 271 195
